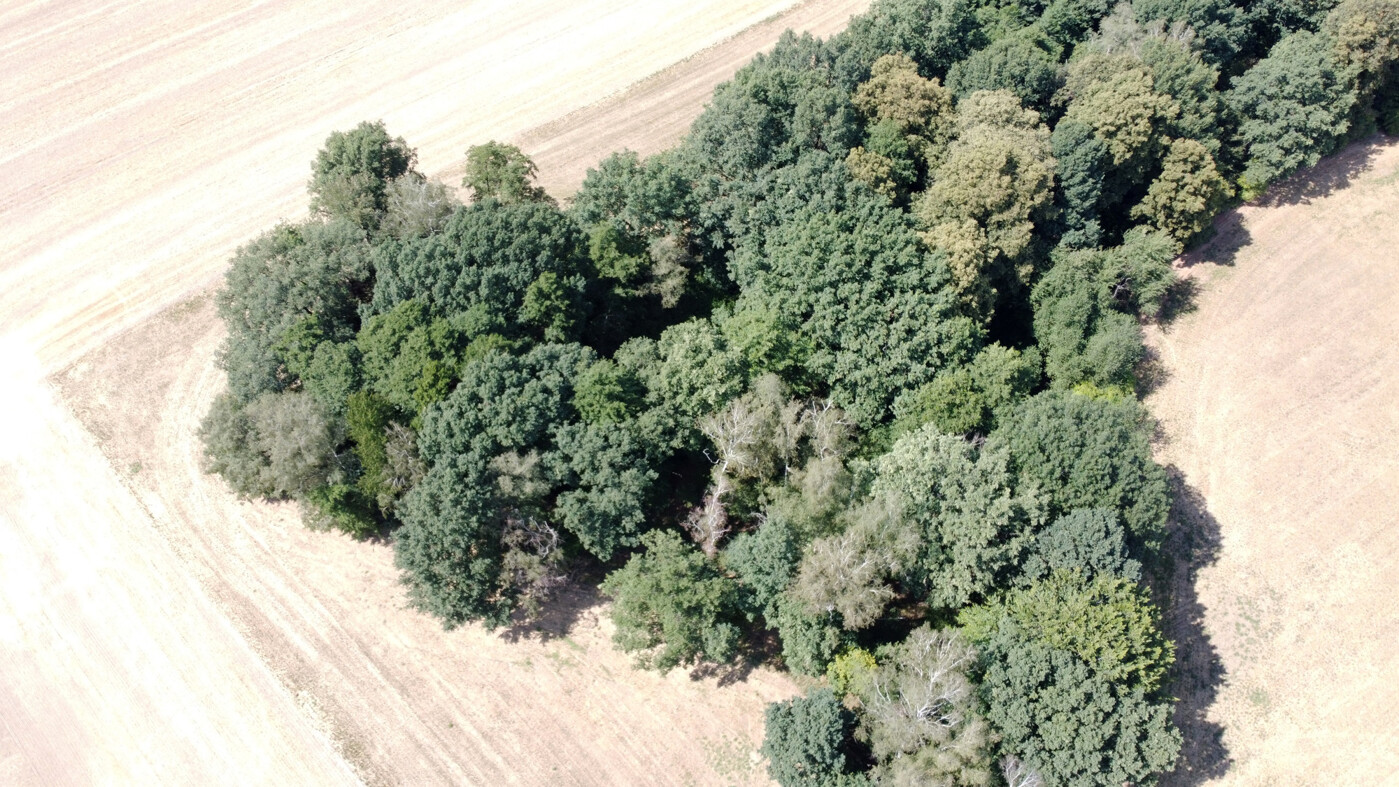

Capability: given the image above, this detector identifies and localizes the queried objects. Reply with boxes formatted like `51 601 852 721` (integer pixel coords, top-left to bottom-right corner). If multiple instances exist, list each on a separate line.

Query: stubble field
5 1 1398 785
1150 137 1399 785
0 1 868 783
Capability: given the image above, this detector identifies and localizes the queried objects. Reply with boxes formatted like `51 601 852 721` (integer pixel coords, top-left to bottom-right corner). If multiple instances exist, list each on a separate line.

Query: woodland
201 0 1399 784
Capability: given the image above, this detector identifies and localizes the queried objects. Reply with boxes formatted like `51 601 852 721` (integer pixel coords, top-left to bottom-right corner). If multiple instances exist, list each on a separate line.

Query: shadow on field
1259 135 1390 208
1159 468 1232 786
500 583 600 644
1179 212 1251 270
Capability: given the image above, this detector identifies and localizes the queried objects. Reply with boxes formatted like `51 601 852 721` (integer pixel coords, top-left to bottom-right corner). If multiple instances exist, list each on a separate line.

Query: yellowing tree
1133 137 1232 244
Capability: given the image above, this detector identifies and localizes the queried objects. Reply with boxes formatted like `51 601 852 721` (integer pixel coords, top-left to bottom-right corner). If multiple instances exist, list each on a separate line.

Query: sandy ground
0 1 868 783
1149 137 1399 785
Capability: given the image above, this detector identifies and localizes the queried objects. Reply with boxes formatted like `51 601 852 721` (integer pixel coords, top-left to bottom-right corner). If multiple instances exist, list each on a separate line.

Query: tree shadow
1256 135 1389 208
1158 468 1232 786
497 582 601 644
1135 342 1171 398
1178 211 1252 270
689 656 760 688
1156 276 1201 326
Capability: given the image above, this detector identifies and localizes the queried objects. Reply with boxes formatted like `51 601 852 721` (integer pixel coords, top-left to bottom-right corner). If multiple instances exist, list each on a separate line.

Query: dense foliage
204 1 1399 784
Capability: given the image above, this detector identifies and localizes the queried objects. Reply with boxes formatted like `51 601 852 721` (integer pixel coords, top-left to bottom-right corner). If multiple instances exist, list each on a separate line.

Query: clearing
1150 137 1399 785
0 1 868 784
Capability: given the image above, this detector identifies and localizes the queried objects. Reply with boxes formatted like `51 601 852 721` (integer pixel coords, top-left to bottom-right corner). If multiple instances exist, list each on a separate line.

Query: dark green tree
762 688 866 787
971 616 1181 786
1021 508 1143 583
992 391 1171 553
601 530 745 671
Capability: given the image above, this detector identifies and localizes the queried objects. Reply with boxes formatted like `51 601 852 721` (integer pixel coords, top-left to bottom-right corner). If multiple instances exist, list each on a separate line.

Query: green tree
946 36 1062 112
963 570 1174 692
762 688 865 787
1021 507 1143 583
992 391 1171 553
308 120 417 230
731 178 978 424
871 426 1042 608
601 530 745 671
1228 30 1359 193
462 141 552 204
891 343 1041 436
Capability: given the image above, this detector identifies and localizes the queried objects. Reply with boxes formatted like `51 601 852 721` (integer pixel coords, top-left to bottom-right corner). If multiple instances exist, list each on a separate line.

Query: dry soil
1149 137 1399 786
0 1 869 783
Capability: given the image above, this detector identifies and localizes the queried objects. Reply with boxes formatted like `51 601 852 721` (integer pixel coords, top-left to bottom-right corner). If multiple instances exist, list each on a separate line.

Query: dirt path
0 1 868 783
1148 137 1399 785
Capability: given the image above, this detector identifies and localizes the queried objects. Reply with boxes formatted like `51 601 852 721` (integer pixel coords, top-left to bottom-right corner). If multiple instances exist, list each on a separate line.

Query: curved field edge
1150 136 1399 785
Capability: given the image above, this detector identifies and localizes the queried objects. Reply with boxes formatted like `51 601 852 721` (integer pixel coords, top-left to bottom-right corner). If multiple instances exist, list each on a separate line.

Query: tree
891 343 1041 436
1228 30 1358 193
199 391 346 500
992 391 1171 553
1133 137 1232 244
963 570 1174 692
1326 0 1399 131
946 36 1062 112
1132 0 1251 67
382 174 459 239
552 421 657 560
871 426 1042 608
852 53 957 169
971 617 1181 786
308 120 416 230
462 141 551 204
730 173 978 424
915 90 1057 310
393 344 591 627
1021 508 1143 583
1032 250 1146 390
725 516 801 618
1050 119 1111 249
216 220 372 401
762 688 865 787
601 530 745 671
1061 54 1180 180
369 198 588 331
858 627 996 787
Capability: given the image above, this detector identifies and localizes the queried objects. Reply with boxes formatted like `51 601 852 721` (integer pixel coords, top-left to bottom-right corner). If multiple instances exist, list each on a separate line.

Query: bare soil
0 1 868 783
1149 137 1399 785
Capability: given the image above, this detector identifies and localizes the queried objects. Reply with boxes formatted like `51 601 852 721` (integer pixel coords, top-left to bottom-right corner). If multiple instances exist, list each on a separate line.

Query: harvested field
0 1 869 783
1150 137 1399 785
